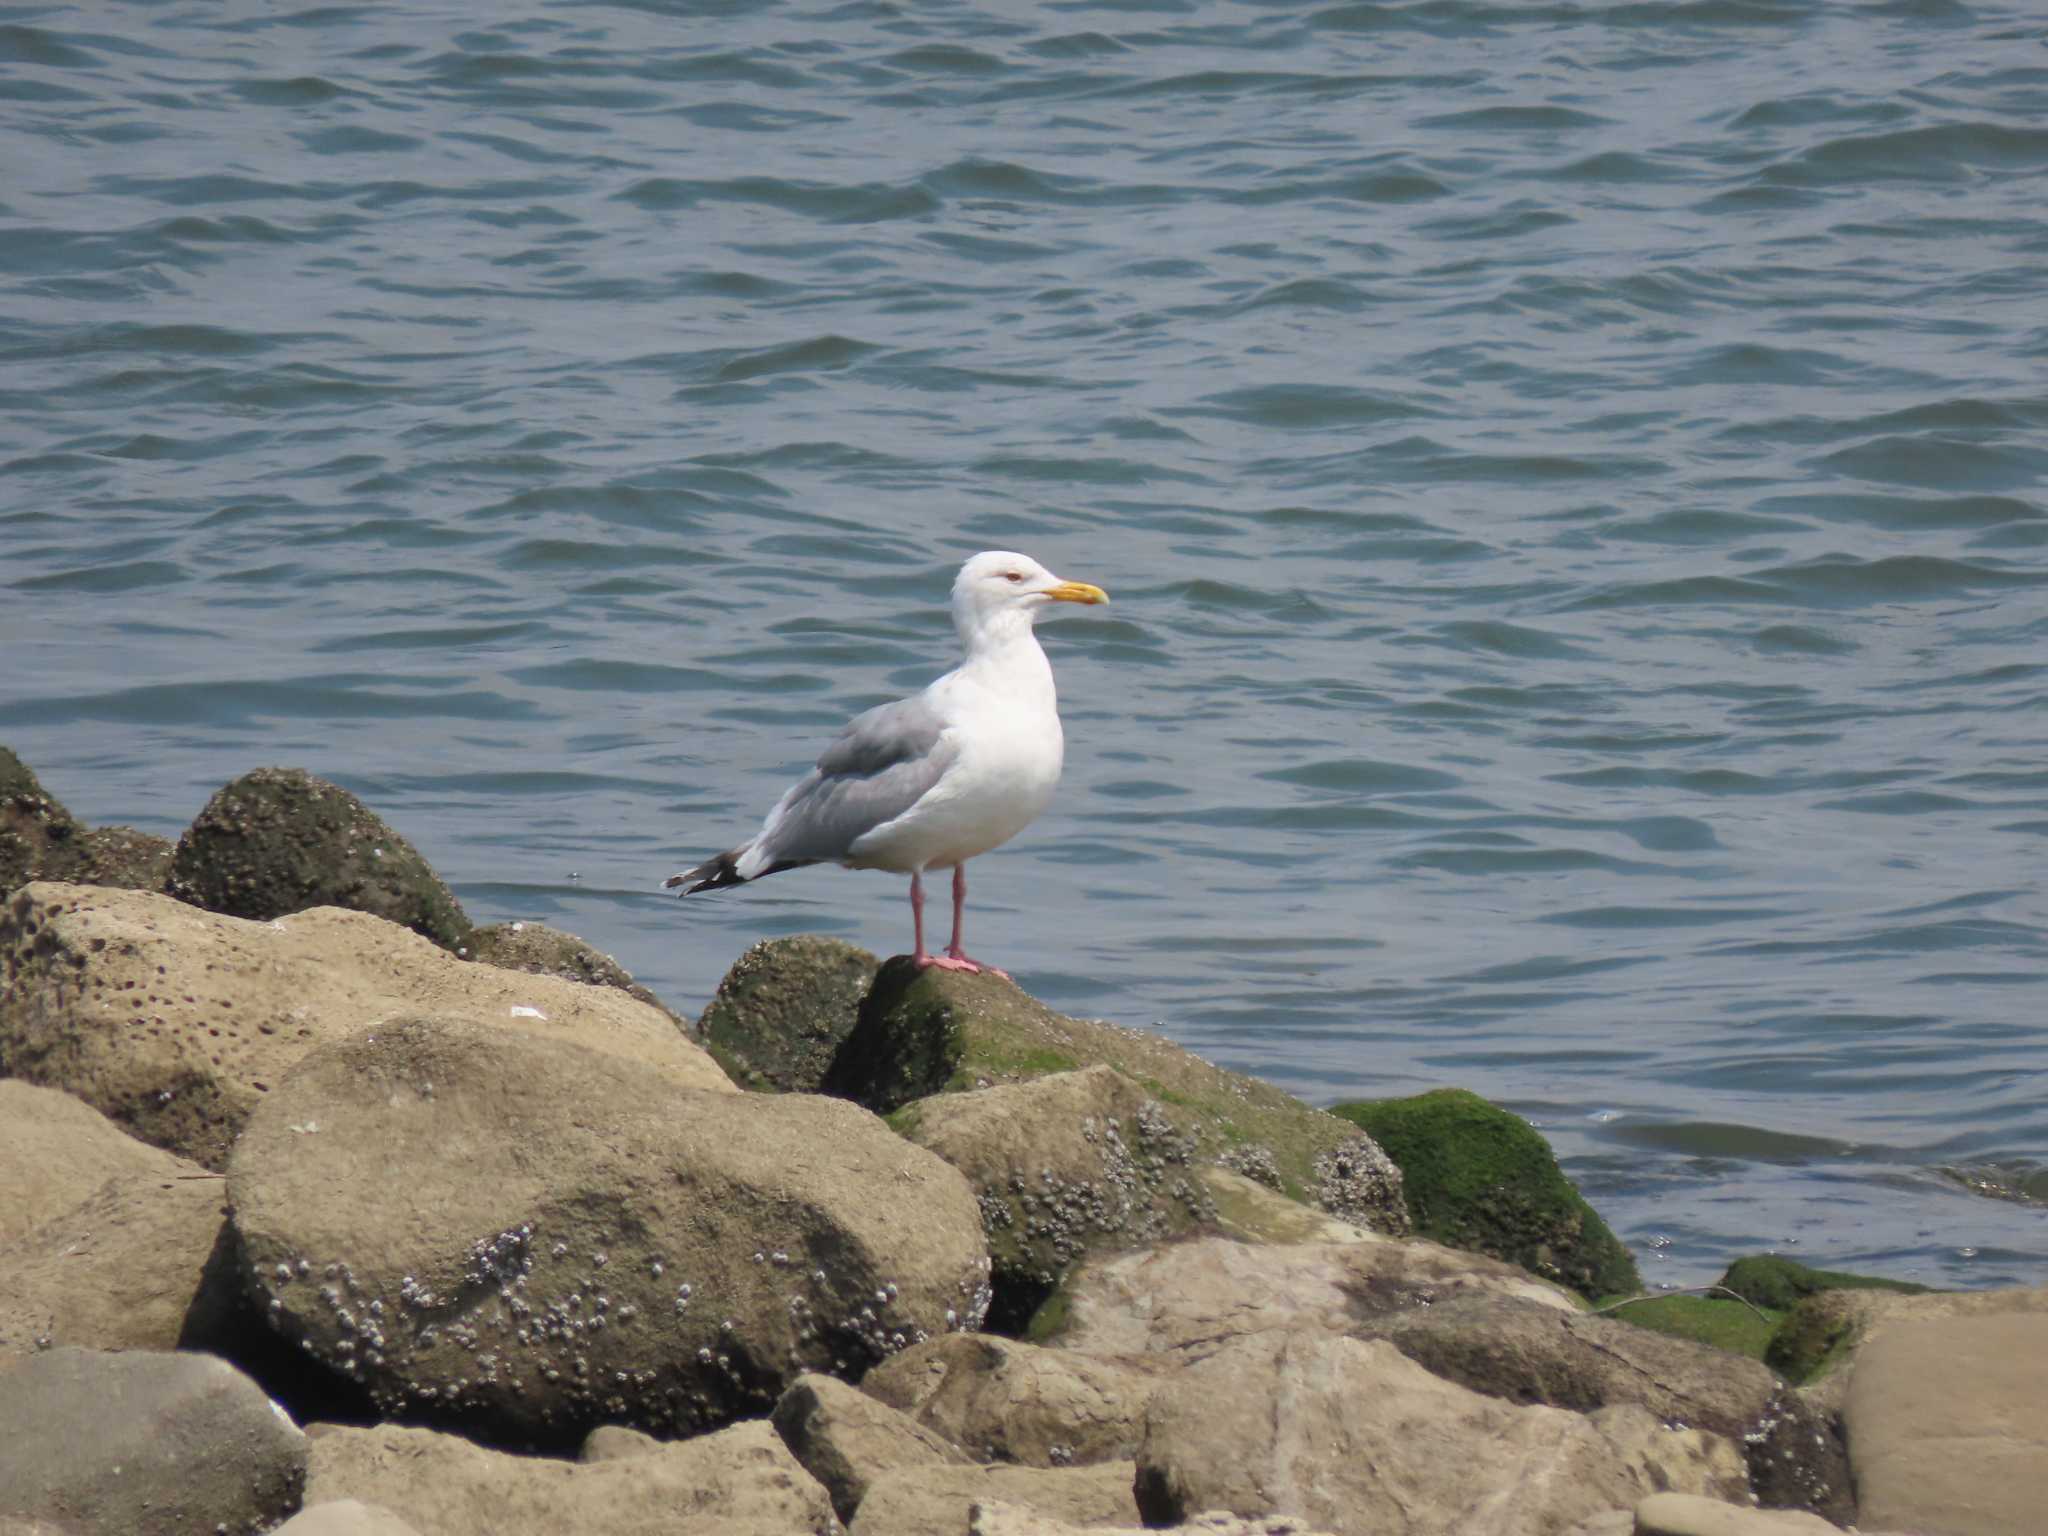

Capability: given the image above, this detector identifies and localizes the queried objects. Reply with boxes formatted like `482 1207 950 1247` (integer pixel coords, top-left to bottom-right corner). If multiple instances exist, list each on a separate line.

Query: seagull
667 550 1109 977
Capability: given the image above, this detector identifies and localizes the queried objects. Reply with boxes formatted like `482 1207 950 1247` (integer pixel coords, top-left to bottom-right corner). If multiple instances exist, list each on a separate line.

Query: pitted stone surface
230 1012 990 1442
1 882 731 1168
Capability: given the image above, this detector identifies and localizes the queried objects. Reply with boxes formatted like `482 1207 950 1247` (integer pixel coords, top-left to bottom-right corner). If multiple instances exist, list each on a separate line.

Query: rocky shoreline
2 749 2041 1536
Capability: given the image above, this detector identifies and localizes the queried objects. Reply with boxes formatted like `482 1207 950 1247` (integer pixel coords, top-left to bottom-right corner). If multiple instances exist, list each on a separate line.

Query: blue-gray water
4 0 2045 1291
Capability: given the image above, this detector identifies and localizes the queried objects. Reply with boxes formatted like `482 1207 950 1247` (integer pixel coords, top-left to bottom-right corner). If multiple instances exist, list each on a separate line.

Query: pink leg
918 863 1007 981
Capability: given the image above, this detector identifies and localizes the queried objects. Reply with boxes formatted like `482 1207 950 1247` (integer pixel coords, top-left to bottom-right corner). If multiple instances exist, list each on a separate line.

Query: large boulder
1134 1330 1746 1536
1369 1293 1850 1521
823 962 1406 1235
896 1066 1221 1323
698 935 881 1092
1841 1308 2048 1536
849 1460 1141 1536
0 1348 307 1535
863 1332 1163 1468
0 882 731 1168
229 1012 990 1443
165 767 470 949
0 1081 242 1358
772 1370 970 1522
304 1419 838 1536
1329 1088 1638 1299
1051 1235 1575 1359
0 749 169 895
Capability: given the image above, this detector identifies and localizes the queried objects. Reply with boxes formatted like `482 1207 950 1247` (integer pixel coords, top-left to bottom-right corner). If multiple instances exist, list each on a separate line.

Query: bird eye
1002 571 1024 583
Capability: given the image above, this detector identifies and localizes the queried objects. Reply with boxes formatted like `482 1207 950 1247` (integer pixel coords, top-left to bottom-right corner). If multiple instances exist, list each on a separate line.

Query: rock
1052 1235 1574 1359
1769 1281 2048 1387
0 1081 240 1358
229 1012 990 1444
165 767 471 950
1841 1310 2048 1536
0 1157 230 1358
823 962 1405 1235
973 1509 1337 1536
1632 1493 1853 1535
1328 1088 1638 1299
698 935 881 1092
1134 1331 1747 1536
580 1425 666 1462
0 749 84 895
463 920 678 1021
850 1461 1140 1536
272 1501 426 1536
1369 1293 1851 1522
896 1066 1222 1323
863 1333 1161 1468
1719 1255 1930 1312
1195 1167 1380 1247
0 1081 189 1244
773 1371 970 1522
304 1418 839 1536
0 1347 306 1535
0 882 731 1168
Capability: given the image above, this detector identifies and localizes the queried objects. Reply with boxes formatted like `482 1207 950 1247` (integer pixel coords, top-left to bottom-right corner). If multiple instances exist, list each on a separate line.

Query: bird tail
665 846 818 895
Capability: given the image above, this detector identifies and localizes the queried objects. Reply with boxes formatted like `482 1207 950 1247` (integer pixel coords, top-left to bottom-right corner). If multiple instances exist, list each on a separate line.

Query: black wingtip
666 850 747 895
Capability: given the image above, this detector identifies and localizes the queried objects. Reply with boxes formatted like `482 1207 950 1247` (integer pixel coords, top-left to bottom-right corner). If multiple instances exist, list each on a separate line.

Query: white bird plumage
667 550 1108 976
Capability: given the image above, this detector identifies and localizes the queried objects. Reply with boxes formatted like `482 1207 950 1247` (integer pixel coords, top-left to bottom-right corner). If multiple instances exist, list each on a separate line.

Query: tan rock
0 881 732 1168
1632 1492 1849 1535
774 1371 970 1521
0 1348 307 1536
1055 1234 1573 1359
0 1080 185 1243
0 1081 236 1356
1197 1167 1378 1246
1841 1310 2048 1536
1134 1330 1747 1536
305 1419 839 1536
864 1333 1162 1467
271 1501 426 1536
850 1461 1139 1536
972 1503 1337 1536
1369 1292 1850 1521
579 1424 667 1462
230 1013 991 1440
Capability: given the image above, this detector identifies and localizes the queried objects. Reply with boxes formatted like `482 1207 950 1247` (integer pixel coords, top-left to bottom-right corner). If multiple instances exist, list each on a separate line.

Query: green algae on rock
695 935 880 1093
823 958 1405 1235
1330 1087 1638 1300
167 767 471 951
1718 1254 1932 1313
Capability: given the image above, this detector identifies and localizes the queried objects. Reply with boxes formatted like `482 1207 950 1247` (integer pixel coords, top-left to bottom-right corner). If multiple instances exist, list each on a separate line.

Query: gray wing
752 695 958 865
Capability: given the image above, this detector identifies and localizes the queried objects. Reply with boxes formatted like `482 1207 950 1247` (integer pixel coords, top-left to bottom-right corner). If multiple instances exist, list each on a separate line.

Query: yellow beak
1044 580 1109 606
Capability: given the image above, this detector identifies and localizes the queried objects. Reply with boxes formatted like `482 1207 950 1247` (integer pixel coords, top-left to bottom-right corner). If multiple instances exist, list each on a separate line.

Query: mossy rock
1 747 85 893
1718 1254 1932 1311
465 920 681 1024
166 767 471 951
694 936 880 1092
1329 1088 1638 1299
821 958 1406 1233
1 749 174 894
1762 1288 1879 1383
1594 1293 1784 1362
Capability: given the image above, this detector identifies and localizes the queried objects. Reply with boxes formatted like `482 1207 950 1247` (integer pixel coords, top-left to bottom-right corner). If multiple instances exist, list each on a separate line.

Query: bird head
951 551 1108 646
